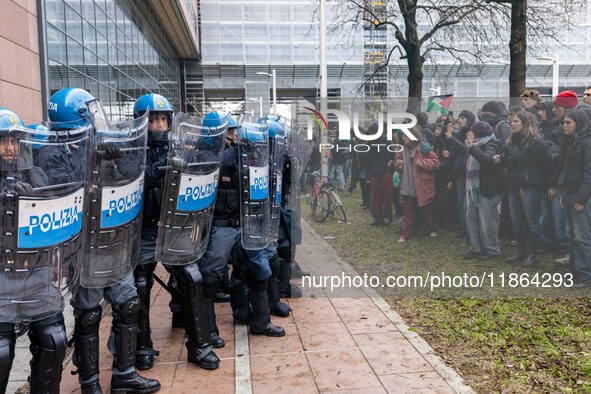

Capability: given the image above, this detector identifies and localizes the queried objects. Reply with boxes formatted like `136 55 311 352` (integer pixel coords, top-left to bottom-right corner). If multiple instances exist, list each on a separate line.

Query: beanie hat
420 141 433 156
481 101 502 115
553 90 579 108
471 121 494 138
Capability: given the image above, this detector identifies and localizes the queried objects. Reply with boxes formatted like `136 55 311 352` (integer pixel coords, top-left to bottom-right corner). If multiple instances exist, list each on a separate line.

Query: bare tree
328 0 582 110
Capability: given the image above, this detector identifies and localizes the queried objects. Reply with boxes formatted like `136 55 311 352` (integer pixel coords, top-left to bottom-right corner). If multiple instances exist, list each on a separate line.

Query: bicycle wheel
309 194 317 214
312 190 332 222
334 202 347 222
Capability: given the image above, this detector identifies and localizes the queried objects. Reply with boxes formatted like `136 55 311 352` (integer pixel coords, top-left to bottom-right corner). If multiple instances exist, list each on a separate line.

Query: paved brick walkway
44 220 473 393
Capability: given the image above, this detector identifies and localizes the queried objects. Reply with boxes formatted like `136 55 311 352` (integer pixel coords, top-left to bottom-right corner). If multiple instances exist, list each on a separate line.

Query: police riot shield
0 123 90 323
238 117 270 250
269 134 286 242
80 112 148 288
155 113 227 265
287 126 312 243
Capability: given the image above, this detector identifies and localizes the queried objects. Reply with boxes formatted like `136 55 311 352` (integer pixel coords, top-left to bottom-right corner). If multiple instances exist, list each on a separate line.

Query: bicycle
307 171 347 223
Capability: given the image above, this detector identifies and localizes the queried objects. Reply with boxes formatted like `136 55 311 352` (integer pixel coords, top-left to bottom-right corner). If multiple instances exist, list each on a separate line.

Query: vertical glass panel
46 0 66 31
47 24 68 64
83 21 97 53
65 5 82 38
67 36 84 66
94 4 107 35
81 0 94 22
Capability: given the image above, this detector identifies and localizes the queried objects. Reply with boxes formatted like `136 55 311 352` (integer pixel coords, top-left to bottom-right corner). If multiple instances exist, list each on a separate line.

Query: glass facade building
201 0 591 100
43 0 196 120
200 0 365 111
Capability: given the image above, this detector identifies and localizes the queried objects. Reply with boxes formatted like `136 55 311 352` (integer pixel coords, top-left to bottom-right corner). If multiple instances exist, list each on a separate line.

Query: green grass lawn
303 187 591 393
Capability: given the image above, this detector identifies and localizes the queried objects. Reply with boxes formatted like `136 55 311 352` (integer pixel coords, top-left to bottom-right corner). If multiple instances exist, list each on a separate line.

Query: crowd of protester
307 88 591 289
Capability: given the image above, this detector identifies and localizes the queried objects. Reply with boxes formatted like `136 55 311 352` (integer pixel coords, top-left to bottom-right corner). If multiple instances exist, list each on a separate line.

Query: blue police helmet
266 115 280 122
203 111 236 129
239 124 267 142
133 93 173 118
27 124 50 148
47 87 96 129
260 119 284 139
0 108 25 130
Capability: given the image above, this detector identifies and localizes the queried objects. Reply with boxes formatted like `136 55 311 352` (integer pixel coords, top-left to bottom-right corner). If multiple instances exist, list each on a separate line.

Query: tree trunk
509 0 527 105
406 46 424 114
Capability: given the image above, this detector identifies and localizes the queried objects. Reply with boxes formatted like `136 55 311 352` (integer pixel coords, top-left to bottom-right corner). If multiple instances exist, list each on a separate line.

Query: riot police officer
197 112 241 348
48 88 160 394
134 95 220 371
0 108 70 394
263 120 293 316
230 118 285 337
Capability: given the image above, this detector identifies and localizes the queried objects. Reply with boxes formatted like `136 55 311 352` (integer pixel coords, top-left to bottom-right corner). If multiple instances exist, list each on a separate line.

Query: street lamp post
319 0 328 179
256 70 277 114
540 55 559 98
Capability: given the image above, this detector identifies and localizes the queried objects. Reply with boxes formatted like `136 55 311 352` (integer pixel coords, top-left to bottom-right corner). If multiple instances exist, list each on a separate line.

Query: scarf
465 134 496 206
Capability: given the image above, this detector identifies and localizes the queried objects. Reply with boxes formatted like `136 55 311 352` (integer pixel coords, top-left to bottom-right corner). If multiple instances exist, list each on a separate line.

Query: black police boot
170 302 185 329
110 298 160 394
73 307 102 393
174 265 220 370
231 273 251 325
204 297 225 348
0 327 16 394
290 260 310 278
80 380 103 394
214 289 231 302
110 371 161 394
186 342 220 370
28 314 68 394
214 267 232 302
134 264 158 370
268 275 291 317
277 257 293 297
168 275 186 329
249 289 285 337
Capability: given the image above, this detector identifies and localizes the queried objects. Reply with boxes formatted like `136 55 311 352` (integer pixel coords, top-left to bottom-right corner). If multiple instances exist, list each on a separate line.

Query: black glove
98 142 122 160
14 181 34 196
169 157 188 172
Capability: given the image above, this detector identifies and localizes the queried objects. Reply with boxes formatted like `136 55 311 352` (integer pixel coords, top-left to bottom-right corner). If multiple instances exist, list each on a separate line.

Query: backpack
494 121 510 142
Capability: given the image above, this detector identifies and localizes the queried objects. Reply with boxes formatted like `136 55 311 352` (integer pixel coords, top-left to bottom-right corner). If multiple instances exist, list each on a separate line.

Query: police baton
157 161 220 171
97 146 146 160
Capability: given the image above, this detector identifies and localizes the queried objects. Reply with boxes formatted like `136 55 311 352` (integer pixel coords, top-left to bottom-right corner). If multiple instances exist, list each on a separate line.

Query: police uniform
134 95 219 371
47 88 160 394
0 108 69 394
198 138 242 345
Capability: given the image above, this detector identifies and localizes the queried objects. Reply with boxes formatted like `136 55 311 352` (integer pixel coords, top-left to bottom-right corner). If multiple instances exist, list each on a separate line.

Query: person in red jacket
395 127 440 242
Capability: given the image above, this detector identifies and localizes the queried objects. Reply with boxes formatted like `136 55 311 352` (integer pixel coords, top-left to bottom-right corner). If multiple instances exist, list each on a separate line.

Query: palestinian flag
427 94 454 115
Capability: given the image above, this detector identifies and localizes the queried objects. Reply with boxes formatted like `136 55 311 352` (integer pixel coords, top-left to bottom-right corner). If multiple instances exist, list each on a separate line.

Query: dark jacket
504 136 555 190
366 132 394 178
538 101 562 165
141 139 168 238
36 144 86 184
448 135 506 197
559 132 591 206
448 110 476 182
433 134 456 187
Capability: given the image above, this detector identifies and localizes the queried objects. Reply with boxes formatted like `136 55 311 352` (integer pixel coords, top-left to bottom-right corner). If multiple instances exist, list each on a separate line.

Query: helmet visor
86 99 109 131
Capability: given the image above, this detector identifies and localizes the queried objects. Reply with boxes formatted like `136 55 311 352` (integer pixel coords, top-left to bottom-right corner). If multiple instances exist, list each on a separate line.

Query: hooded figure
480 101 511 144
